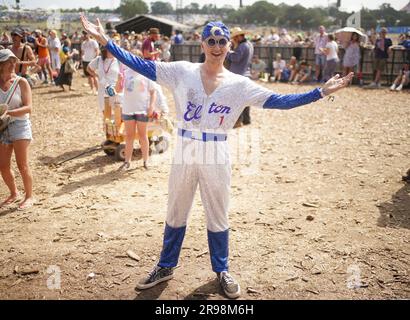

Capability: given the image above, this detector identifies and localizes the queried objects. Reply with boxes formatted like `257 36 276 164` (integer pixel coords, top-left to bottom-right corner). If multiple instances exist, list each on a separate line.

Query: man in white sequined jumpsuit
81 16 353 298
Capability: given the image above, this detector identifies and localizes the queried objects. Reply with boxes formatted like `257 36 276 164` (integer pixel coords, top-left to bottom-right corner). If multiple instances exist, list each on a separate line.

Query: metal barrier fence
171 44 410 85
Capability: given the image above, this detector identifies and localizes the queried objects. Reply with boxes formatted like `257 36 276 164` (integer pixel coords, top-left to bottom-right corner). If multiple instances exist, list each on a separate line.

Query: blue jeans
0 119 32 145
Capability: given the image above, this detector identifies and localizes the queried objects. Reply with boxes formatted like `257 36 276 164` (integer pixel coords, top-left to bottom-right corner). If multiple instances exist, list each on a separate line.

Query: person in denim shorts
0 49 34 210
119 50 157 171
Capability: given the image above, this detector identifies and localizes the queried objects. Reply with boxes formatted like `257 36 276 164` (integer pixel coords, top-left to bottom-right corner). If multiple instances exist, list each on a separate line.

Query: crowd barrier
171 43 410 85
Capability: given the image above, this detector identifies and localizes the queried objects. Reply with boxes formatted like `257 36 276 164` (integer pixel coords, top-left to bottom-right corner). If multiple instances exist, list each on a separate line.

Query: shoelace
148 266 161 279
221 273 234 286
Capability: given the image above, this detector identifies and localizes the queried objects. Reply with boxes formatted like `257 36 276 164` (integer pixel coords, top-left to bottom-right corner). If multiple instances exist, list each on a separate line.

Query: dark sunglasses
205 37 228 48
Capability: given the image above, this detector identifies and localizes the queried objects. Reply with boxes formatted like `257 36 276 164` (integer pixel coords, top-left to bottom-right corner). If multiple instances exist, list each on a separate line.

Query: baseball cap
11 28 24 37
202 21 230 41
0 49 18 62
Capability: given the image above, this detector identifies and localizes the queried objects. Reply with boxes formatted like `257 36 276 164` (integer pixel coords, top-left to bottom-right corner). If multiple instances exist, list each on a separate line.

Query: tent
114 14 192 36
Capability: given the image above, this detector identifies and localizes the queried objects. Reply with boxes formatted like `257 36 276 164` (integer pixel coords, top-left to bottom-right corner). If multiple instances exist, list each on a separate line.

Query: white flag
346 11 361 29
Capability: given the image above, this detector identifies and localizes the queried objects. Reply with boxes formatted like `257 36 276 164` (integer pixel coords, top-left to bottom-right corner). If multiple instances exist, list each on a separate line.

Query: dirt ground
0 73 409 300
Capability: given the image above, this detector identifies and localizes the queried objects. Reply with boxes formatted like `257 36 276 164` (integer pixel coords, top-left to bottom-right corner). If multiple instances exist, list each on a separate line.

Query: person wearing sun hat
81 15 354 299
142 27 161 61
226 26 254 127
0 48 34 210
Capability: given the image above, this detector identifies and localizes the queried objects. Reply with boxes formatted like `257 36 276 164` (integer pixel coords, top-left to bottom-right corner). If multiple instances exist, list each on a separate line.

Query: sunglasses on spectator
205 37 228 48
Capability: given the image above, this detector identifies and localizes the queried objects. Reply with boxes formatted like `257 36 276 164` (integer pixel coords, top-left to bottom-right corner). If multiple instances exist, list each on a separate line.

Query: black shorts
83 61 91 77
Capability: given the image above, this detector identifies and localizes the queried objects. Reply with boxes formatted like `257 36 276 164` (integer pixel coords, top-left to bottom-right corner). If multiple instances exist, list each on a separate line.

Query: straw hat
230 27 247 38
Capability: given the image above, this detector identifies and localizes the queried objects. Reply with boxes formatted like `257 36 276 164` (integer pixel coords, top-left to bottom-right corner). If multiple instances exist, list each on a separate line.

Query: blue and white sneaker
135 265 174 290
217 271 241 299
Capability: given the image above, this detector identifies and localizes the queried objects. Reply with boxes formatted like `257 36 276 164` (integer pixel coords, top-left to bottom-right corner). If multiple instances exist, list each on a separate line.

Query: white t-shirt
325 41 339 61
156 61 274 133
88 56 121 111
122 65 156 115
273 60 286 71
81 39 99 62
48 37 61 55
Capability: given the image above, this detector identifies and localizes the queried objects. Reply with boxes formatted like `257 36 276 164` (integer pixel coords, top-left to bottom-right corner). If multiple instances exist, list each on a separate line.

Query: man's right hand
80 14 109 46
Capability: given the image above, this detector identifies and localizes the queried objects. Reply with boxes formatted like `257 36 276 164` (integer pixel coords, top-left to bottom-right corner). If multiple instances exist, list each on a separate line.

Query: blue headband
202 21 230 41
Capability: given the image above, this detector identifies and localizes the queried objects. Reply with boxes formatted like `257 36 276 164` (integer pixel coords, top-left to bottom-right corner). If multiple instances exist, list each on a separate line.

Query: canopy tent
114 14 193 36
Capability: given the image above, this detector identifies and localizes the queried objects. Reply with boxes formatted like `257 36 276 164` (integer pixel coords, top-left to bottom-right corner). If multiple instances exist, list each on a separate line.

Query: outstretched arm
247 73 354 110
80 14 157 81
264 73 354 109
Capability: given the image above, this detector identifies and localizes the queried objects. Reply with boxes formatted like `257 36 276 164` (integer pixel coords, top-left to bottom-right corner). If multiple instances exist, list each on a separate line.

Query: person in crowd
272 53 287 82
365 27 393 89
161 36 171 62
173 30 184 45
292 60 312 84
278 29 292 45
142 28 161 61
266 29 279 44
292 34 304 61
81 31 99 95
10 28 36 86
87 47 122 118
250 55 266 80
1 32 10 44
0 49 34 210
390 62 409 91
35 30 54 85
119 49 157 171
287 56 299 83
55 39 75 92
321 33 339 82
314 25 328 82
227 27 254 127
121 31 131 50
342 32 361 80
48 30 61 74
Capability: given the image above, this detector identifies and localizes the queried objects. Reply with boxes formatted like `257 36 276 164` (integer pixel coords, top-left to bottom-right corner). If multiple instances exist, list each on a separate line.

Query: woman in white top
87 47 122 114
161 36 171 62
119 50 157 170
0 49 34 210
342 32 361 77
321 34 339 82
272 53 286 82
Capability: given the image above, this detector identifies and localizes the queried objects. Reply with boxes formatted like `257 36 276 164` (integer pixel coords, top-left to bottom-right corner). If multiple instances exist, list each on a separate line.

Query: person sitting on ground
292 60 312 84
272 53 286 82
250 55 266 80
287 56 299 83
390 62 409 92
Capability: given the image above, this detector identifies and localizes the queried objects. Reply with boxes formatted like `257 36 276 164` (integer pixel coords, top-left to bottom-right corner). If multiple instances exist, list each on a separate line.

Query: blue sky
4 0 409 12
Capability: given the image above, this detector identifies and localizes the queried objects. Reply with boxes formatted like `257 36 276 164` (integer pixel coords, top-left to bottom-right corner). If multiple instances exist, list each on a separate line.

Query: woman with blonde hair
0 49 34 210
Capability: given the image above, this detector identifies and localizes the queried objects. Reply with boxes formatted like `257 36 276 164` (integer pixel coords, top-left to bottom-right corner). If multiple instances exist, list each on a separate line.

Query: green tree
118 0 149 20
151 1 174 15
184 3 201 14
